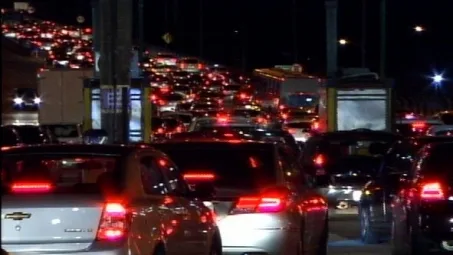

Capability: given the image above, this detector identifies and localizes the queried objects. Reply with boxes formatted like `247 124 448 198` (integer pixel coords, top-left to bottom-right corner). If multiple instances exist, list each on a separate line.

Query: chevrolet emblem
4 212 31 221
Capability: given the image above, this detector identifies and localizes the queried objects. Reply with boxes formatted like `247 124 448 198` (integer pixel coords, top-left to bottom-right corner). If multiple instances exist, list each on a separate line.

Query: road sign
162 33 172 44
76 16 85 24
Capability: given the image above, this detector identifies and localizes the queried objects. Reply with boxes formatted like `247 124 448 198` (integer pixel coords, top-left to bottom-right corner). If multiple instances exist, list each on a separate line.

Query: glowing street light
338 39 348 45
414 26 424 32
432 74 444 83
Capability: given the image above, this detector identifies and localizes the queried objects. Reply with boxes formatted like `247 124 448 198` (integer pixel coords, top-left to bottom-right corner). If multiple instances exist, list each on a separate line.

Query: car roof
314 130 402 140
1 144 160 157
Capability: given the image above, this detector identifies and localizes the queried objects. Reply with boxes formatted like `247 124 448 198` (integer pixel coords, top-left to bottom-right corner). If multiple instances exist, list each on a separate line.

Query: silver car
154 140 329 255
1 145 221 255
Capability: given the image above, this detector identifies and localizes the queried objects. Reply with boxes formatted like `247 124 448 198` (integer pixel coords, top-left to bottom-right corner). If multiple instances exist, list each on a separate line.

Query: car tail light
175 126 183 133
11 182 53 193
158 100 166 106
412 122 426 129
198 63 203 69
150 95 157 101
239 93 247 99
180 64 187 69
279 105 285 110
183 172 215 182
156 127 165 134
281 113 288 119
420 182 445 200
160 87 170 93
313 154 325 167
96 203 128 241
232 194 287 214
312 121 320 130
223 133 234 137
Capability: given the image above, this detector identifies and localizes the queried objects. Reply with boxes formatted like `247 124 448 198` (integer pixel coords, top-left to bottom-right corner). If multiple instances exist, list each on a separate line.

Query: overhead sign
162 33 172 44
13 2 29 11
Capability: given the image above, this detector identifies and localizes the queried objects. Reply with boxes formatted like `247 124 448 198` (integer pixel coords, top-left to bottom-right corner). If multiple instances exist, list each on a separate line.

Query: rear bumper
2 244 128 255
217 214 299 255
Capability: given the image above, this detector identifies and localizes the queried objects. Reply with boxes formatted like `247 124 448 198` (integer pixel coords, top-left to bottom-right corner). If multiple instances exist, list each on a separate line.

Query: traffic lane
328 214 390 255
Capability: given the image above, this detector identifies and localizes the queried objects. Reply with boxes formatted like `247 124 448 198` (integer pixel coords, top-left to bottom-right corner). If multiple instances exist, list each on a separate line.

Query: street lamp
338 39 348 45
432 74 444 84
414 25 425 32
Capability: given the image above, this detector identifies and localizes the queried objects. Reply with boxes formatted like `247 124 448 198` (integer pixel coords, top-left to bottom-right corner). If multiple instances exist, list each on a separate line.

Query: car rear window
435 130 453 136
154 143 276 189
12 126 44 144
285 122 311 129
161 93 185 101
163 118 179 129
44 124 79 138
183 59 199 64
1 154 124 195
233 110 261 117
421 144 453 179
317 138 395 158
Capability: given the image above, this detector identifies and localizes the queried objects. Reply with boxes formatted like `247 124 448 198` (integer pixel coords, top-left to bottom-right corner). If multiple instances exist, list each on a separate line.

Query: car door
139 156 184 255
156 157 209 255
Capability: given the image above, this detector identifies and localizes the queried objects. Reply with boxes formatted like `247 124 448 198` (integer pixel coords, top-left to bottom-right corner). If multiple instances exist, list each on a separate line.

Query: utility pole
292 0 298 63
380 0 386 79
325 0 338 77
199 0 203 58
99 0 132 143
138 0 144 65
361 0 366 67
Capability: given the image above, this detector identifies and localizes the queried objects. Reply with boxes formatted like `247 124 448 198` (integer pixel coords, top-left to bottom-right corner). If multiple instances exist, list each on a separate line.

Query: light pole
380 0 386 79
291 0 298 63
199 0 204 58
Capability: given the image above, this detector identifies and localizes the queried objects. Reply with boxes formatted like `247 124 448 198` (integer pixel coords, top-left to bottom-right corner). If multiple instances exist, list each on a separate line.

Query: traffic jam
3 13 453 255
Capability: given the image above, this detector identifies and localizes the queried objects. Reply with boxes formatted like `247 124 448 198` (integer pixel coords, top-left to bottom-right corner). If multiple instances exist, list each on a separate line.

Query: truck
252 65 323 112
38 69 93 143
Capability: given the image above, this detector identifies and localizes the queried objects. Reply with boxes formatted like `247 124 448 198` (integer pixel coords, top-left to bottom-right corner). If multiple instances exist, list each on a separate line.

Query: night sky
3 0 453 96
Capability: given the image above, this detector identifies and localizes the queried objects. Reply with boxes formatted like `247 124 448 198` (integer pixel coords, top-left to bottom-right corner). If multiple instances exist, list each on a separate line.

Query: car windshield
1 153 124 195
154 143 276 189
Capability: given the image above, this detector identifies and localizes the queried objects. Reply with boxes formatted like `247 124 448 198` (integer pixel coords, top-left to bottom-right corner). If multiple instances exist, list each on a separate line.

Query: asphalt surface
328 208 390 255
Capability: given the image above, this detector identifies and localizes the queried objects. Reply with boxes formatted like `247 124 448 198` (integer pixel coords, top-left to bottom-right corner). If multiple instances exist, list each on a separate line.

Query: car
152 140 329 255
283 119 316 143
301 130 402 210
359 136 453 244
1 145 221 255
391 142 453 254
5 125 58 145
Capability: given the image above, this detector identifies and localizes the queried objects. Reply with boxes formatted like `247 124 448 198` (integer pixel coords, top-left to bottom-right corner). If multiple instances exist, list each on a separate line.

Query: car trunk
2 194 104 253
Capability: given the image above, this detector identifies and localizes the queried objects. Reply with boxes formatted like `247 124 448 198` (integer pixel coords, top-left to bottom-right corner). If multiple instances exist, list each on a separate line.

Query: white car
1 145 221 255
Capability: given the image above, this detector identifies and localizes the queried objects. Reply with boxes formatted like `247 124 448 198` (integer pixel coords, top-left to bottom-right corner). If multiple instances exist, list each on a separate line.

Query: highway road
328 209 390 255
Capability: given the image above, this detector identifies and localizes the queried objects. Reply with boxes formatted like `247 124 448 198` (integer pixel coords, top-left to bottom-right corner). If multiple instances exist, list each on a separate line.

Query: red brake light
96 203 128 241
176 126 183 133
281 113 288 119
158 100 166 106
150 95 157 101
420 182 445 200
157 127 165 134
223 133 234 137
412 122 426 129
239 93 247 99
218 117 229 122
313 154 325 166
11 182 53 193
160 87 170 93
312 121 320 130
233 195 286 214
183 172 215 181
198 63 203 69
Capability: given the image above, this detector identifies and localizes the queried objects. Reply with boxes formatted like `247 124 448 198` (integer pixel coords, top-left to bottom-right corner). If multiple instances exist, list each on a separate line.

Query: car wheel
360 208 380 244
316 218 328 255
390 220 407 255
209 233 222 255
153 244 166 255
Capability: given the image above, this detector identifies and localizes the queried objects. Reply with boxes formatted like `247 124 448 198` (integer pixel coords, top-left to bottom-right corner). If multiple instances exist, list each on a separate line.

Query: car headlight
352 190 362 201
33 97 41 104
13 97 23 104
